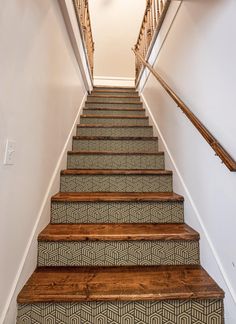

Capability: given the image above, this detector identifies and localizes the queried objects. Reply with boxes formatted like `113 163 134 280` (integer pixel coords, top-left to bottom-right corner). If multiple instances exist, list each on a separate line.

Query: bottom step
17 266 224 323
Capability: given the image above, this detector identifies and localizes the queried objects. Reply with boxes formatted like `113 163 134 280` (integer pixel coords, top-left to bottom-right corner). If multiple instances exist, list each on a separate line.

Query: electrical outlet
4 139 16 165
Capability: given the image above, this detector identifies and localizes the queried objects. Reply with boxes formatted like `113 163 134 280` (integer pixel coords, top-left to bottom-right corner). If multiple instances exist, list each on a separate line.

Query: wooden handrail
132 49 236 172
73 0 94 76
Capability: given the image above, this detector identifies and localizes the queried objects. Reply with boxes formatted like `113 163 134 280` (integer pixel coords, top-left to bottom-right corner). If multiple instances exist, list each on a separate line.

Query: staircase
17 86 224 323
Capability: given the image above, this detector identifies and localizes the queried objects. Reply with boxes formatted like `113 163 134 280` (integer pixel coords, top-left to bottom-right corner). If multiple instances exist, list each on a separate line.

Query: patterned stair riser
60 174 172 193
83 109 145 116
38 240 199 266
67 154 165 169
87 97 141 103
85 102 143 109
17 300 224 324
77 126 153 137
92 91 139 96
51 201 184 224
72 139 158 153
80 117 149 126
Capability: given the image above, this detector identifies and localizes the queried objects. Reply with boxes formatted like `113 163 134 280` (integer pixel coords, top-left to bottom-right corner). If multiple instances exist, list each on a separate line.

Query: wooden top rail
134 0 170 82
132 49 236 172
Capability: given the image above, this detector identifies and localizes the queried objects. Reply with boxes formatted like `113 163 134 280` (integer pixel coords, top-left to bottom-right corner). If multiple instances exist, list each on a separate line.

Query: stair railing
132 49 236 172
134 0 170 83
73 0 94 76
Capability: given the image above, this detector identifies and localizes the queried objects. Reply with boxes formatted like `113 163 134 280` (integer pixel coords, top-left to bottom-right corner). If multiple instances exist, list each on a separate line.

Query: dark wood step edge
68 151 164 156
83 108 144 111
81 115 148 119
60 169 172 175
85 101 142 105
17 265 225 303
38 224 200 242
93 86 136 90
51 192 184 202
88 95 140 99
77 125 152 128
85 101 143 108
73 136 157 140
92 91 139 95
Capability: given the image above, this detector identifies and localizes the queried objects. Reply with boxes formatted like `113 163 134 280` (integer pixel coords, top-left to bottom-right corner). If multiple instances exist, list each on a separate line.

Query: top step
92 90 139 97
93 86 136 91
87 95 141 103
89 94 140 99
92 85 138 96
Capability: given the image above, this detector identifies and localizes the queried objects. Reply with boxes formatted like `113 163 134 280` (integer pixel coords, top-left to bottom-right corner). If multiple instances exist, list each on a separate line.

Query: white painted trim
93 76 135 87
59 0 93 92
141 92 236 305
1 93 87 324
137 1 182 92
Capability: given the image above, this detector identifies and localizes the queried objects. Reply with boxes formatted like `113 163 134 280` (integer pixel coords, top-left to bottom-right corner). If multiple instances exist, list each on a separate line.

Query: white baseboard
93 76 135 87
141 93 236 306
1 93 87 324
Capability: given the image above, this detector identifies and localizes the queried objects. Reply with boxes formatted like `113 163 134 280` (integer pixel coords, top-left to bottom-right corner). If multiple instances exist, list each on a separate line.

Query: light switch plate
4 139 16 165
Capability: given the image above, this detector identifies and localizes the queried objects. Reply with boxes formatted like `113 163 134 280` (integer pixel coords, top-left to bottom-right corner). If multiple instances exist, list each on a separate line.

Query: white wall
59 0 93 92
0 1 87 322
89 0 146 82
141 1 236 322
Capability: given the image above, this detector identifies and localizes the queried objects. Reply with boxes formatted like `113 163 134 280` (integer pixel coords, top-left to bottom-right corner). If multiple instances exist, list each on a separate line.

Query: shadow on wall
183 0 230 24
101 0 113 8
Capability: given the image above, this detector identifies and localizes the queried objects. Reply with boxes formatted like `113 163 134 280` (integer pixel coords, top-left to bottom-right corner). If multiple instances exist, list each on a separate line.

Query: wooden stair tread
77 124 152 128
17 265 224 303
52 192 184 202
85 101 142 105
61 169 172 175
73 136 157 140
93 87 136 89
83 107 144 111
38 224 199 241
94 86 136 90
92 90 138 94
68 151 163 155
81 115 148 119
89 95 140 99
92 91 138 95
93 88 136 91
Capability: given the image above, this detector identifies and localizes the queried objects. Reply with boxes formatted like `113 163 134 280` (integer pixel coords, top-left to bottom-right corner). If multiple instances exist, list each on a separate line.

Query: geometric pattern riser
77 127 153 137
38 240 200 266
17 300 224 324
67 154 165 169
60 175 172 193
80 117 149 126
87 97 141 102
83 109 145 116
85 102 143 108
72 139 159 153
91 92 139 96
51 201 184 224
